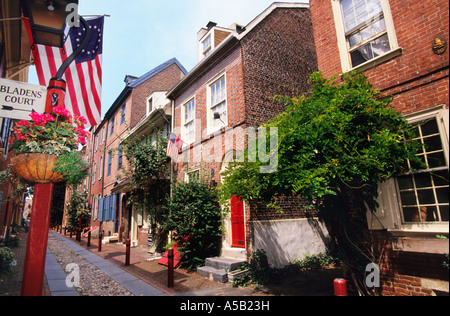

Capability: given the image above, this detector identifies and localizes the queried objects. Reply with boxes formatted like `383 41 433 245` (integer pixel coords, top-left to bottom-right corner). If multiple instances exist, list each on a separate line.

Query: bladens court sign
0 78 46 120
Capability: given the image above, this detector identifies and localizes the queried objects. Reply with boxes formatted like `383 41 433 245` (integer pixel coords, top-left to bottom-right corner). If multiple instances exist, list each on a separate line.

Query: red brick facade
310 0 449 296
84 59 186 243
169 4 319 257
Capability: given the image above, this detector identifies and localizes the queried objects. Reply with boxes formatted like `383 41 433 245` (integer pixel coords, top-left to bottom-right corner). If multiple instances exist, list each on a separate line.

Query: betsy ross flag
167 133 183 162
24 16 104 128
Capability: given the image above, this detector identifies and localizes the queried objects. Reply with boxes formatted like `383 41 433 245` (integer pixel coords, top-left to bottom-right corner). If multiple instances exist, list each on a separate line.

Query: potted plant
9 107 90 186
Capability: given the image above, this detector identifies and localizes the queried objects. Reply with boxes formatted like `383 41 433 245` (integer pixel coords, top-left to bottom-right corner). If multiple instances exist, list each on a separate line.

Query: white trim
181 97 196 145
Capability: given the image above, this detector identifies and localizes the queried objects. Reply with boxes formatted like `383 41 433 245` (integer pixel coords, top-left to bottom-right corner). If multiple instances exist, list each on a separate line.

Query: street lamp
21 0 78 48
19 0 90 297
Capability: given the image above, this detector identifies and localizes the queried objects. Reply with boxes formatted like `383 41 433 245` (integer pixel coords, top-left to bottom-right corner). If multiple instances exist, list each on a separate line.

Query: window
332 0 400 72
92 162 97 184
101 126 106 145
396 117 449 223
98 156 104 180
120 104 126 125
147 97 153 114
183 98 195 144
107 150 112 176
117 144 123 171
208 75 227 133
202 35 212 57
110 115 115 136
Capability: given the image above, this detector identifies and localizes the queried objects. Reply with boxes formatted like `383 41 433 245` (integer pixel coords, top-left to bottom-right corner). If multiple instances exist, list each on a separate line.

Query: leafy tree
163 180 223 271
65 186 90 230
120 128 171 251
220 72 421 295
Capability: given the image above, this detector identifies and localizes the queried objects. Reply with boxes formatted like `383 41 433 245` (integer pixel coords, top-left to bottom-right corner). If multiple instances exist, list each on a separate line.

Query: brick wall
241 7 318 128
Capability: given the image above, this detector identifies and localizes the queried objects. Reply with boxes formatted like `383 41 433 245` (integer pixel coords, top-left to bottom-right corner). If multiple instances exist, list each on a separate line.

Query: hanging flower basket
11 153 64 184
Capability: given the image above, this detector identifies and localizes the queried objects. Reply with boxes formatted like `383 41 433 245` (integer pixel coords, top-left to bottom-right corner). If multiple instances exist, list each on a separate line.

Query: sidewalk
46 230 260 296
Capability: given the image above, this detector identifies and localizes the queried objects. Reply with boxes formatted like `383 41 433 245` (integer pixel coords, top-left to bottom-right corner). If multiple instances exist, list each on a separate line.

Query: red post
98 232 102 252
21 183 55 296
334 278 348 296
125 239 131 266
168 248 174 288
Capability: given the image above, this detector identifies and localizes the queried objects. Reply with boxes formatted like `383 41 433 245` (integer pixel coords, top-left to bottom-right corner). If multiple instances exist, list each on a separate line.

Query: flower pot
11 153 64 184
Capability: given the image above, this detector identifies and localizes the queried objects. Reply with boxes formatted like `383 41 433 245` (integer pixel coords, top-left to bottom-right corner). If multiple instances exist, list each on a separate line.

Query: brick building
84 58 186 246
167 3 327 266
310 0 449 295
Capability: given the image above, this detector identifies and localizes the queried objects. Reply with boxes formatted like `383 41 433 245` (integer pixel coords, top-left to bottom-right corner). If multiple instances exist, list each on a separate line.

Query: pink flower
77 134 87 146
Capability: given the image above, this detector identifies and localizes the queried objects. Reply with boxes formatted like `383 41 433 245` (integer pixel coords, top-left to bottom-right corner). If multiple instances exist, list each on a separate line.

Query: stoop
197 257 247 283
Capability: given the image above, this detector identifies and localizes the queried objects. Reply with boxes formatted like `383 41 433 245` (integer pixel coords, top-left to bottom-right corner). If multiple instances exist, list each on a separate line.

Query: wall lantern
20 0 79 48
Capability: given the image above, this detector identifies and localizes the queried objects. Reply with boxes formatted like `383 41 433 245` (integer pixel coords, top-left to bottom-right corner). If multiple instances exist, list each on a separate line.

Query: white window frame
332 0 401 73
181 97 196 145
368 106 449 234
202 34 212 58
207 73 228 135
92 162 97 184
98 155 104 180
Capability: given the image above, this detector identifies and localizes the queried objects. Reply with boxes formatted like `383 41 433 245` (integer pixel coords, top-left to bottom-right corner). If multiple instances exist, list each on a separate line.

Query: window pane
421 119 440 136
427 152 446 168
432 170 449 186
436 187 449 204
398 174 414 190
423 135 443 153
417 189 435 205
400 191 417 206
440 205 449 222
415 173 432 188
424 206 439 222
371 34 390 57
403 207 421 222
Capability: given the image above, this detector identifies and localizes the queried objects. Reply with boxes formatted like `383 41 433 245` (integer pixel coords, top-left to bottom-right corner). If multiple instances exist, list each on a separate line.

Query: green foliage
121 129 170 187
0 247 15 276
53 151 90 187
220 71 420 214
120 129 171 250
163 180 223 271
2 235 20 248
65 186 90 229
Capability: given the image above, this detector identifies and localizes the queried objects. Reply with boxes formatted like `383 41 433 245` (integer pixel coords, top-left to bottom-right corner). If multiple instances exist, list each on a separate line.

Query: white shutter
367 178 401 230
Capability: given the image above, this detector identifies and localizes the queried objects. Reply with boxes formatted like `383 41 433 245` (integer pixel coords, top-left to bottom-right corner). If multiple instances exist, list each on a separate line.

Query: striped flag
166 133 183 162
23 16 104 128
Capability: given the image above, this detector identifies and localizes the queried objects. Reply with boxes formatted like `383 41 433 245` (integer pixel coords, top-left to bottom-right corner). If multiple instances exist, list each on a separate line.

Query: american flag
166 133 183 162
24 16 104 128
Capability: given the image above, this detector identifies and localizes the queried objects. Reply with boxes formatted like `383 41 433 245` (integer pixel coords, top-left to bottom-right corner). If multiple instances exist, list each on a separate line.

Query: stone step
221 248 247 260
102 234 119 244
197 266 228 283
205 257 246 272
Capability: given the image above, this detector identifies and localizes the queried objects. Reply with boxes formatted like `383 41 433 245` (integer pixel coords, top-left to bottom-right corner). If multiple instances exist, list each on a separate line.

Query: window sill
388 223 449 237
346 47 403 74
391 236 449 254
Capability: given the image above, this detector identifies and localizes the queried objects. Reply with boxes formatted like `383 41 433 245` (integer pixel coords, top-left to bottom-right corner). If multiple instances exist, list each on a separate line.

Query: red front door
231 196 245 248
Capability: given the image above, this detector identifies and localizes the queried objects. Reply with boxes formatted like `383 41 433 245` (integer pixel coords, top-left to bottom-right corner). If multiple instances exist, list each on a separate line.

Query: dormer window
202 35 212 57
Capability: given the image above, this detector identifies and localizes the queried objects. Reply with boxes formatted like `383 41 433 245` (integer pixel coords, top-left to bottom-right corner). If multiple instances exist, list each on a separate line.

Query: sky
28 0 309 119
